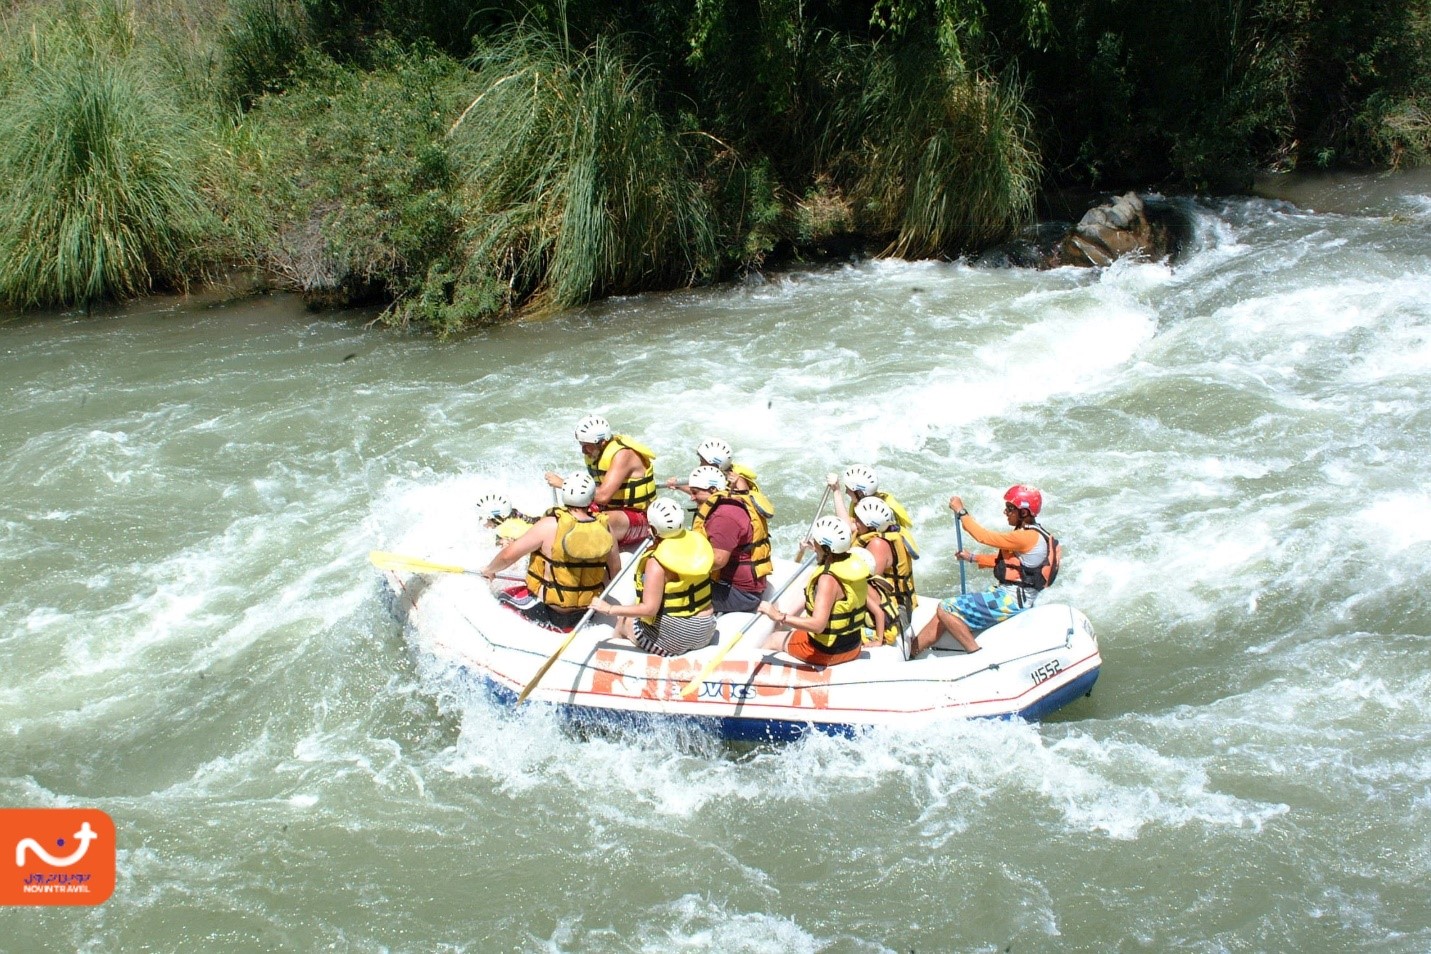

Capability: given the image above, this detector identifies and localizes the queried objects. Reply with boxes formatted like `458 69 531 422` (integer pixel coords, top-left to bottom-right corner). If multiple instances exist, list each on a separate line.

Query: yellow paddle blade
368 550 474 576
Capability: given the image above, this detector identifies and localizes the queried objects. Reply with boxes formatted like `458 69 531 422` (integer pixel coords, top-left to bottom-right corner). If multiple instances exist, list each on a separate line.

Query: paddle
794 479 834 559
516 540 652 704
368 550 523 582
678 552 819 698
955 518 967 595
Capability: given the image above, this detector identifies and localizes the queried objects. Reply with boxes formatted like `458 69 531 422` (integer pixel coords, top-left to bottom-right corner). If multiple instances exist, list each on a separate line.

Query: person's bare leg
606 510 631 546
761 629 790 651
910 613 943 657
938 606 981 653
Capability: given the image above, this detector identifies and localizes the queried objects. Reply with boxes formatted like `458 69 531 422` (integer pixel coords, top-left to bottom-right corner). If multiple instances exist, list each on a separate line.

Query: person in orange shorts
757 515 869 666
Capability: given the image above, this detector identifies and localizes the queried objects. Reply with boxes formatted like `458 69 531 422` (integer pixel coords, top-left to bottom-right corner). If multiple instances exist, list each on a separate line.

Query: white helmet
647 497 686 538
696 437 733 469
574 415 612 444
848 546 878 575
561 472 597 507
475 492 513 521
842 464 878 495
809 515 853 554
687 465 728 492
853 496 896 531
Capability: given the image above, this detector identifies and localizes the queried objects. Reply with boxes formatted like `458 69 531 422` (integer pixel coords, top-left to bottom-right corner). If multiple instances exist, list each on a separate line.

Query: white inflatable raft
378 556 1101 741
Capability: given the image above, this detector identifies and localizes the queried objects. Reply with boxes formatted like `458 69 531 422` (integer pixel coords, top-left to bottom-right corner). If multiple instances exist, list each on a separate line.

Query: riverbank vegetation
0 0 1426 330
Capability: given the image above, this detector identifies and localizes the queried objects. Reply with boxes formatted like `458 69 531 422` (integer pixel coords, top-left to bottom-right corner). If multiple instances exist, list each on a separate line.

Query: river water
2 171 1429 951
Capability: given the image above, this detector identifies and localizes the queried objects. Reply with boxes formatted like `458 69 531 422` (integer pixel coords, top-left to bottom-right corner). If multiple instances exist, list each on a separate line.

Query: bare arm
481 519 551 577
594 558 663 618
760 573 837 632
866 536 893 576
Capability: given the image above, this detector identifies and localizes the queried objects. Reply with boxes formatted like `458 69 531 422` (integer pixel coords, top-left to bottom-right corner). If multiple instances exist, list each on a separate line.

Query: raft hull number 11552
1029 659 1063 685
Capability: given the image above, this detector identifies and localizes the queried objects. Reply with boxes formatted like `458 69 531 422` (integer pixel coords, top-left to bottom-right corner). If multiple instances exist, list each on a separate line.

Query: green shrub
834 46 1040 256
219 0 308 107
244 43 474 325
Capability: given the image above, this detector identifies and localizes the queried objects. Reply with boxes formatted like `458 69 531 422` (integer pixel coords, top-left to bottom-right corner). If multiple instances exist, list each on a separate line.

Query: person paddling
667 437 776 518
831 464 917 549
852 496 918 646
592 498 717 656
544 414 657 550
758 515 870 667
481 473 621 631
903 485 1059 660
475 492 538 545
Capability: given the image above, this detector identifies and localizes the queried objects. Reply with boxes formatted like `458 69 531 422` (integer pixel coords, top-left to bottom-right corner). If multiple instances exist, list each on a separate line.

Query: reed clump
834 47 1040 258
446 29 717 320
0 1 227 309
218 0 307 107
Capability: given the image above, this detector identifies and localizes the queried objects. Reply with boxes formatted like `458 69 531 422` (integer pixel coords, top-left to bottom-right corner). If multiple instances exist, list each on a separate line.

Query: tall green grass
834 47 1041 257
219 0 307 107
0 2 223 309
449 29 717 315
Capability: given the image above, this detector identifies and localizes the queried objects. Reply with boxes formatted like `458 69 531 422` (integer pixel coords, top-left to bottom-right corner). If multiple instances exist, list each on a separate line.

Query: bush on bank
444 30 718 323
242 42 474 326
0 0 1426 328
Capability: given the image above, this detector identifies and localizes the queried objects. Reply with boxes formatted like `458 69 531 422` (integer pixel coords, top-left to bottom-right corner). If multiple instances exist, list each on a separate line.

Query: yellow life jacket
691 490 773 581
729 463 775 517
803 555 869 653
526 508 612 611
585 435 657 511
634 530 714 623
494 516 533 542
854 528 917 607
862 576 906 646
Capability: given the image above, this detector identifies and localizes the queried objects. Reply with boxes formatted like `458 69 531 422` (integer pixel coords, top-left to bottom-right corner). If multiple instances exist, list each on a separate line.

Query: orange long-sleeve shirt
958 514 1040 569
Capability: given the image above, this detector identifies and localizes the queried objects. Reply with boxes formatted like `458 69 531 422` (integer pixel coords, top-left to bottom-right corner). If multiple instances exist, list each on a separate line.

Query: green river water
2 172 1430 951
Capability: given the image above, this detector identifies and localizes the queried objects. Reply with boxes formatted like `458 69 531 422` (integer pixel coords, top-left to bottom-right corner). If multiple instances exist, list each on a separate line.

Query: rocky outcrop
974 191 1185 270
1053 191 1176 267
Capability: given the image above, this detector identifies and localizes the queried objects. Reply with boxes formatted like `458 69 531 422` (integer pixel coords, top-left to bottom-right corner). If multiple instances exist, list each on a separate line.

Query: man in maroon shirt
687 466 770 614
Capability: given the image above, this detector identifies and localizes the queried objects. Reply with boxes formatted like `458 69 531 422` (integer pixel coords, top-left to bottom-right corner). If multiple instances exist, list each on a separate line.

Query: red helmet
1004 484 1042 517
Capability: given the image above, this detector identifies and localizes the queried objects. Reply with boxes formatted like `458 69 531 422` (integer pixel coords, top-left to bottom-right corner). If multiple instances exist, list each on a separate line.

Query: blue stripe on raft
461 664 1100 743
1015 667 1100 721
